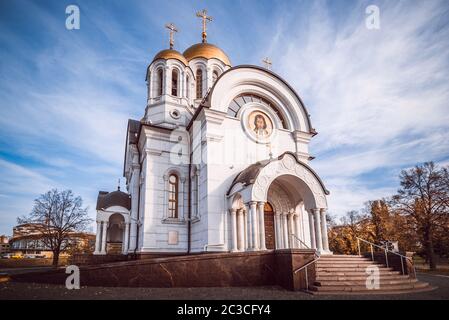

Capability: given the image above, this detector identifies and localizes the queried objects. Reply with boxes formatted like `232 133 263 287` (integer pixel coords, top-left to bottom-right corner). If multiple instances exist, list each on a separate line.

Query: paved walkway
0 273 447 300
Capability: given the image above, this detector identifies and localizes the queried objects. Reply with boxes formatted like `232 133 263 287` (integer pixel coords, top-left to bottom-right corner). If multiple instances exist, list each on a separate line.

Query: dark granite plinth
12 249 317 291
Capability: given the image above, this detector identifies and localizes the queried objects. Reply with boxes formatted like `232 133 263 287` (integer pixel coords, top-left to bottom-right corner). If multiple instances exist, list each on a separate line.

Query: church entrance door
264 202 275 249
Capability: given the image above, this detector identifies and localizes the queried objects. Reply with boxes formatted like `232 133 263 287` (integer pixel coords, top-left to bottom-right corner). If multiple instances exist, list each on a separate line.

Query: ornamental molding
251 153 327 209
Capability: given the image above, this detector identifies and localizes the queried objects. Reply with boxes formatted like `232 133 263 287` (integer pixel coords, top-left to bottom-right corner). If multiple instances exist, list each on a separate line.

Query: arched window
171 69 179 97
212 70 219 84
196 69 203 99
186 75 190 99
191 167 200 219
157 69 163 96
227 93 288 129
168 174 178 218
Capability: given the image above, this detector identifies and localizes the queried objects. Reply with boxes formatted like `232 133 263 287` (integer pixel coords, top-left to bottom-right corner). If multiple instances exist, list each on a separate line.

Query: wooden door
264 202 275 249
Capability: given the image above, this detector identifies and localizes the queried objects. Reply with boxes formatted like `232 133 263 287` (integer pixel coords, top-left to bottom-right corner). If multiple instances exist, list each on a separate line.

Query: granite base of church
13 249 316 291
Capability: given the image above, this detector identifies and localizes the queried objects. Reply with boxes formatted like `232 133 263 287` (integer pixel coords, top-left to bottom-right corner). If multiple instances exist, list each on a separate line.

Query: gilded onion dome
183 43 231 66
152 49 188 66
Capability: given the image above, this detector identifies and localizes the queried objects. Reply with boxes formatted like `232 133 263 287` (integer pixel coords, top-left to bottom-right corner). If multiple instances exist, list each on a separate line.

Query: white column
294 214 301 248
320 208 331 253
313 208 323 252
129 164 140 252
164 66 170 95
308 210 316 249
123 222 130 254
275 213 282 249
257 202 266 250
180 177 186 219
287 212 294 248
237 209 245 251
243 208 248 250
163 175 168 218
100 221 108 255
129 221 137 253
249 201 258 250
94 221 101 254
246 205 252 250
230 209 238 252
283 213 289 249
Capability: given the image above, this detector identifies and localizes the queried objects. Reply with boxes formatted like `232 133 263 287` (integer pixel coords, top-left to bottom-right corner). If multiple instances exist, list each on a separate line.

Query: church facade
93 12 331 257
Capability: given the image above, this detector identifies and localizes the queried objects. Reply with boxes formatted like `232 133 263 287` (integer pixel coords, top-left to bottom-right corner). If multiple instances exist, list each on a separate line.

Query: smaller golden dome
152 49 188 65
183 43 231 66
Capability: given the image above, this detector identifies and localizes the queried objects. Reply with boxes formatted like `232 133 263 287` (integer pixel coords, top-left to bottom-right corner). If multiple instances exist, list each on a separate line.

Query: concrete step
316 262 382 268
316 267 394 272
317 260 373 264
314 278 418 286
323 255 364 258
316 274 410 281
310 281 430 292
309 284 436 295
319 255 368 259
316 270 401 276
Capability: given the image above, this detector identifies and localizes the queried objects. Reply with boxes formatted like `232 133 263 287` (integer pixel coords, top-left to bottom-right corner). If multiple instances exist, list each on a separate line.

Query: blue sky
1 0 449 235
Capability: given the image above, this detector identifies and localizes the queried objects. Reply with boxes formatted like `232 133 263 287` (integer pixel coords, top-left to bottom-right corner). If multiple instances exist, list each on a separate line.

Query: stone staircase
309 255 433 295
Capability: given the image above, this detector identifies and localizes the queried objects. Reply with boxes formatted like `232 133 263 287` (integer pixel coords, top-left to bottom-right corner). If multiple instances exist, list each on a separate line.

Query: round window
170 109 181 119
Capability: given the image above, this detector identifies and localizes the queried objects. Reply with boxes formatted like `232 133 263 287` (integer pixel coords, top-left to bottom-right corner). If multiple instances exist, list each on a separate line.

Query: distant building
9 223 95 258
0 235 10 254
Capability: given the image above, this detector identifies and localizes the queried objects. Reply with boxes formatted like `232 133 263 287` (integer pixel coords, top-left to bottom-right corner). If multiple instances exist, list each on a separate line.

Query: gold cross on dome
165 23 178 49
196 9 213 43
262 57 272 70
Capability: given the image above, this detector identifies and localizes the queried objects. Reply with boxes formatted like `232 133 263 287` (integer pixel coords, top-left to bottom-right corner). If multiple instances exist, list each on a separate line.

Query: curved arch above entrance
227 152 331 254
250 153 328 210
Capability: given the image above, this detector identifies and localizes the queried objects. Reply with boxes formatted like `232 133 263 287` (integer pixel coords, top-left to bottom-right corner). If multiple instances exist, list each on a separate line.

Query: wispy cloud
270 0 449 216
0 0 448 234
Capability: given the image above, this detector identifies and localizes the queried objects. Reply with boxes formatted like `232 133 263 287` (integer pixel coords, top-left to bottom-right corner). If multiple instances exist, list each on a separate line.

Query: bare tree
392 162 449 269
18 189 92 267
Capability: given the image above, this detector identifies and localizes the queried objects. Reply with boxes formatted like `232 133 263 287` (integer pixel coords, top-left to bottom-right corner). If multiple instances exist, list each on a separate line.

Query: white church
93 10 331 257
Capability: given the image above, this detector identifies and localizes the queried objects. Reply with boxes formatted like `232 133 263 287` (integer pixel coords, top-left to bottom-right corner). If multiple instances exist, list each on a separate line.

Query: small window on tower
171 69 179 97
157 69 163 96
196 69 203 99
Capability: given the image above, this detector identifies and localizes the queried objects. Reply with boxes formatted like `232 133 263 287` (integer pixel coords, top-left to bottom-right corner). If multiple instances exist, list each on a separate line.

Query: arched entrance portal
227 152 331 254
107 213 125 254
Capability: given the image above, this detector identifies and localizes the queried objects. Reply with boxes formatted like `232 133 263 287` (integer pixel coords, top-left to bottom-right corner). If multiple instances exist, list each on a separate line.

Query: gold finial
165 23 178 49
196 9 213 43
262 57 272 70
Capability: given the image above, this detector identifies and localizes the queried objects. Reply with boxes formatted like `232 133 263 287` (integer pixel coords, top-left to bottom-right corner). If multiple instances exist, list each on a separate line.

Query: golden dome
152 49 188 65
183 43 231 66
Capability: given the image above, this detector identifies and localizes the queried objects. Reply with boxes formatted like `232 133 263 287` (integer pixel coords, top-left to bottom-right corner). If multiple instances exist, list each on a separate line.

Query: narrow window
212 70 219 84
171 69 178 96
157 69 163 96
186 75 190 99
196 69 203 99
168 174 178 218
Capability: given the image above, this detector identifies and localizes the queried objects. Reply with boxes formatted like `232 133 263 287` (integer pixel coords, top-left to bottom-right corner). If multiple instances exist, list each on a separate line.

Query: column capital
229 208 237 215
312 208 321 214
248 201 258 206
257 201 265 206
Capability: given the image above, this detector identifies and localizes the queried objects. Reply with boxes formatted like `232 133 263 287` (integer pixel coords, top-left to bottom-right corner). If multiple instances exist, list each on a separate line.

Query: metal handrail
290 234 321 291
293 253 320 292
356 237 417 278
290 234 310 249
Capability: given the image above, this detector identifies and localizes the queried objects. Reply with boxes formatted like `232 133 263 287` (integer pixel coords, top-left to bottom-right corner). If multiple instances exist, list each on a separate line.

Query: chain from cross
196 9 213 43
165 23 178 49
